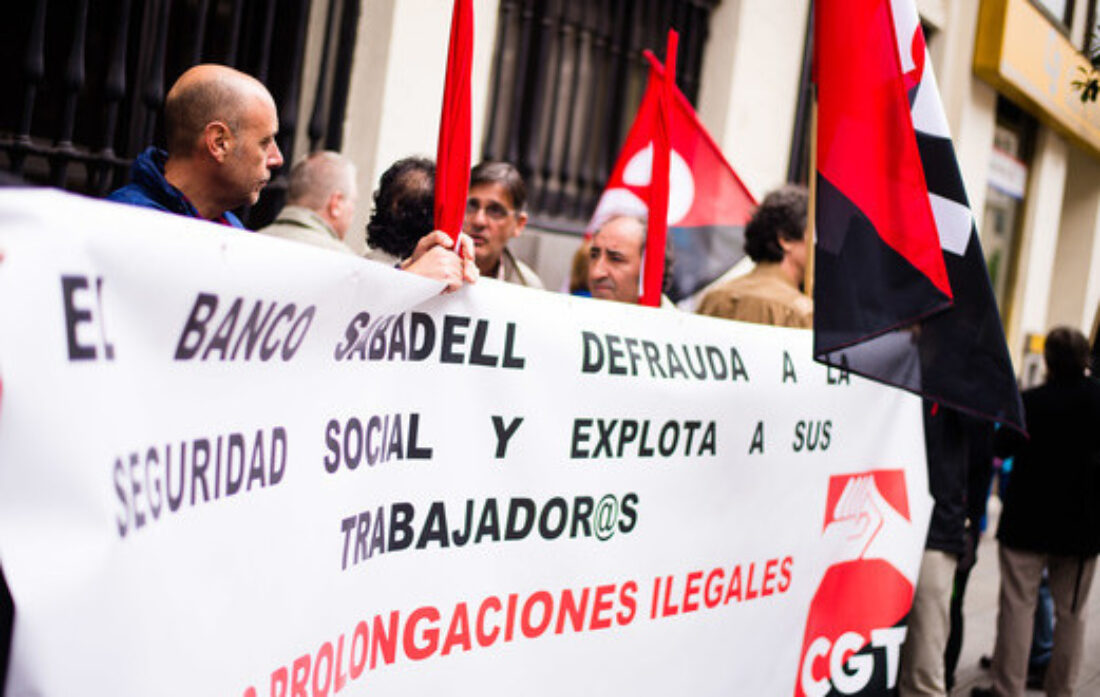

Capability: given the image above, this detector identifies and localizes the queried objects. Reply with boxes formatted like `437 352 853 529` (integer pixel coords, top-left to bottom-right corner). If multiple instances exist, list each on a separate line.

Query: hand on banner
402 230 479 293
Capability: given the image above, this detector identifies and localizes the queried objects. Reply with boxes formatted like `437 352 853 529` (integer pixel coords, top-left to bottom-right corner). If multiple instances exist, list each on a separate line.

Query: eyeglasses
465 198 515 222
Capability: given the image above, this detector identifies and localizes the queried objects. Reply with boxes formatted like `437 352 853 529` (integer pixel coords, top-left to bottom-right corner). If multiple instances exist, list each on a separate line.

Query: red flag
434 0 473 244
814 0 1023 431
638 30 677 307
588 51 755 303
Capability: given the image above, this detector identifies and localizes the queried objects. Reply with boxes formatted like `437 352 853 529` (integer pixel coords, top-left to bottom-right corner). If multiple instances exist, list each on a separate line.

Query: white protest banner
0 190 931 697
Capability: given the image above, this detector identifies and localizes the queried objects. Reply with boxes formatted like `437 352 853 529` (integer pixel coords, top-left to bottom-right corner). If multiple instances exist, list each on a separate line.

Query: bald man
108 64 284 227
260 151 357 254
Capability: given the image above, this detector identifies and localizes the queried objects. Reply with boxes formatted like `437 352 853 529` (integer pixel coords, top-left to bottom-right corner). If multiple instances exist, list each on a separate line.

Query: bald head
159 64 283 217
164 64 275 157
286 151 359 238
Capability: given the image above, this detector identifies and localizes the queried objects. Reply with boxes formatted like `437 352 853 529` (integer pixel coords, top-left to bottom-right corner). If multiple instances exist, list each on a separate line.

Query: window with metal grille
481 0 720 233
0 0 361 229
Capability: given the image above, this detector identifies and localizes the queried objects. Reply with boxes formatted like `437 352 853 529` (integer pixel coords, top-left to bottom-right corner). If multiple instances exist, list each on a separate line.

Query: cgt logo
795 471 915 697
800 627 906 696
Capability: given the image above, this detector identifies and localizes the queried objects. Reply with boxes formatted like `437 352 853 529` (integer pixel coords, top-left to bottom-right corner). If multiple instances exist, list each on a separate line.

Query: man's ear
326 191 344 221
203 121 233 162
512 211 528 239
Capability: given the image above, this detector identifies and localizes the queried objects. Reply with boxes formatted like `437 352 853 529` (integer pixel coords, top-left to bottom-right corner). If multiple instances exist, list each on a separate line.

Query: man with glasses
463 161 544 288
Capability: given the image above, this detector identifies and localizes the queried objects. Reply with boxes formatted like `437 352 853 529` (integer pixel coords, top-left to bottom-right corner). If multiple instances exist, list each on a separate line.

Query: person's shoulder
507 252 544 289
105 183 166 211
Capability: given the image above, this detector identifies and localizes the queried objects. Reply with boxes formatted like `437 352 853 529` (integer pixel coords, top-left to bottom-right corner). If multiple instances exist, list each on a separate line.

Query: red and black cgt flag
813 0 1023 432
588 52 756 303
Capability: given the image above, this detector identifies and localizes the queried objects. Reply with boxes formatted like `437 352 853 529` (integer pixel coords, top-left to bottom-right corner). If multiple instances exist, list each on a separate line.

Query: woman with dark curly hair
365 157 437 264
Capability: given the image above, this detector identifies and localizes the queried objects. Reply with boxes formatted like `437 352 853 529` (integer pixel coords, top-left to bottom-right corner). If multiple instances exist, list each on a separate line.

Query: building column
340 0 501 252
695 0 810 198
1008 127 1068 364
1048 146 1100 333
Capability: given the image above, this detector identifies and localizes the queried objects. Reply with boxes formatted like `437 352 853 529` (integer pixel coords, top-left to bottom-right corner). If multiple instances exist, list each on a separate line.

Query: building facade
3 0 1099 373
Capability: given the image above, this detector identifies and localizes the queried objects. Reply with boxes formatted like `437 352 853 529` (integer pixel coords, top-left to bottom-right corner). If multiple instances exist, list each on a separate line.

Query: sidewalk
948 499 1100 696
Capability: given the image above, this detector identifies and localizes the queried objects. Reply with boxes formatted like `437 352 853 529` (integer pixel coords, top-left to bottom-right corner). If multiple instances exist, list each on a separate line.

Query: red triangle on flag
588 52 756 301
589 52 754 234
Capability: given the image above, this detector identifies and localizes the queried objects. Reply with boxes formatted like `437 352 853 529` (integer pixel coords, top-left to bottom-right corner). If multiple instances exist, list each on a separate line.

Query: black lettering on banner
505 499 536 540
501 322 526 369
749 421 765 455
730 348 749 381
782 350 798 383
827 354 852 385
618 493 639 533
441 315 469 364
335 312 371 360
61 275 100 360
469 320 499 366
114 427 287 538
389 503 415 551
491 416 523 458
571 419 592 459
175 293 219 360
793 420 832 452
581 331 604 373
593 420 617 458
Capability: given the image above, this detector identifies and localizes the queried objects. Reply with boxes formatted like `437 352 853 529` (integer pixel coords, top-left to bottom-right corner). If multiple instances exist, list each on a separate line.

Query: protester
259 151 357 254
973 326 1100 697
896 402 978 697
587 215 673 306
108 64 283 226
569 240 591 296
363 156 478 293
943 421 995 691
365 157 436 266
464 161 543 288
696 185 812 328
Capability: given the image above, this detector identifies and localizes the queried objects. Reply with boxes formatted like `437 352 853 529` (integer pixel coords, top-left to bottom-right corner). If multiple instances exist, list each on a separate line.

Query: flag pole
640 29 678 308
806 97 817 299
434 0 474 248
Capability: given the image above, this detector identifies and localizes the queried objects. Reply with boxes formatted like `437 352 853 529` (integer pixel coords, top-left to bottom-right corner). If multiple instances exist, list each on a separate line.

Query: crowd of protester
2 62 1099 697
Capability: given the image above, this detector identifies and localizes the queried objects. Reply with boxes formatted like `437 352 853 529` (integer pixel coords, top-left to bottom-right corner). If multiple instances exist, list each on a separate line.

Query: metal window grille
0 0 361 229
481 0 720 233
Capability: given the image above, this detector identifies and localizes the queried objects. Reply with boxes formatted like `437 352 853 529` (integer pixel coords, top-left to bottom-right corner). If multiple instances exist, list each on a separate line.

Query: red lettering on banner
555 588 589 634
371 612 398 668
403 606 440 660
661 574 679 616
590 584 615 629
247 576 680 693
704 568 724 608
617 581 638 625
504 593 518 641
521 591 553 638
682 570 703 613
780 556 794 592
441 602 472 655
290 653 310 697
476 596 501 646
762 558 778 597
726 566 743 602
745 563 759 600
313 642 333 697
270 667 287 697
332 634 347 693
349 621 368 679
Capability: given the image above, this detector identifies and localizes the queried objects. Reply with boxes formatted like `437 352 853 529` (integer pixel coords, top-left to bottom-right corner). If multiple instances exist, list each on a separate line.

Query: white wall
1009 127 1068 361
696 0 810 199
341 0 500 252
1048 146 1100 331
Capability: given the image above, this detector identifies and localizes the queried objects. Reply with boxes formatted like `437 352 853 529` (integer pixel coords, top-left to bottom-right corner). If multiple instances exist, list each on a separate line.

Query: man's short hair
164 75 246 156
1044 326 1090 381
366 157 435 259
596 215 676 295
470 161 526 212
743 184 809 263
287 152 356 210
